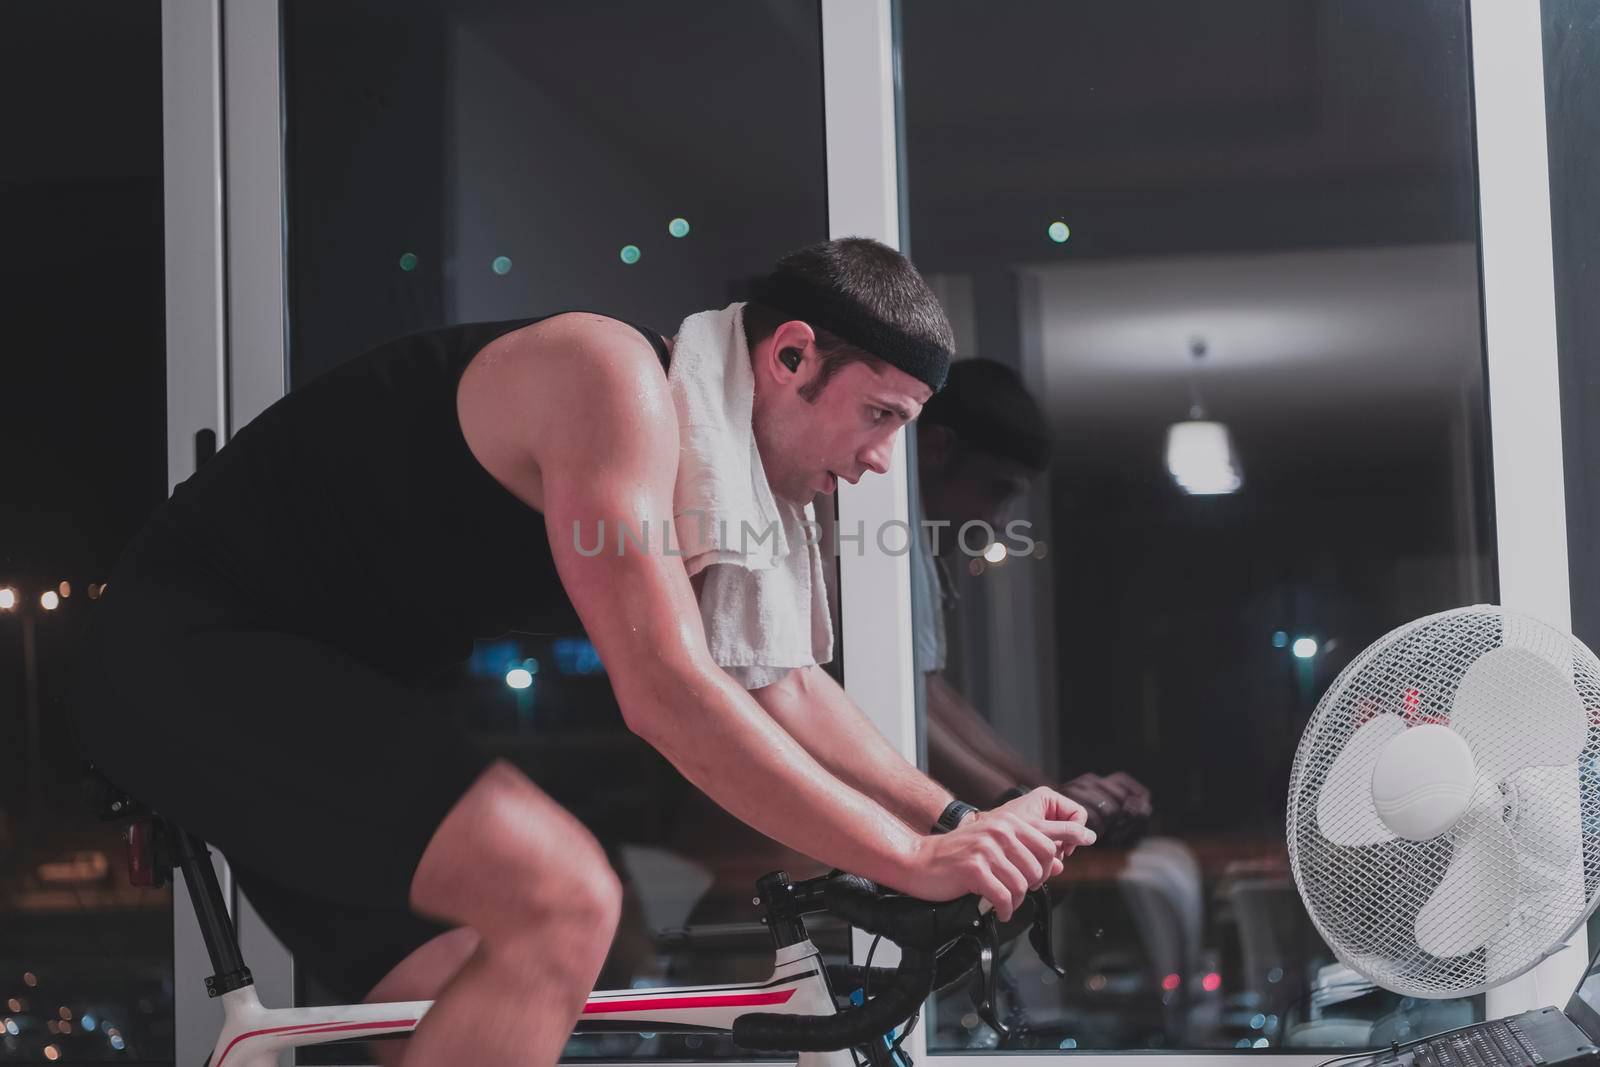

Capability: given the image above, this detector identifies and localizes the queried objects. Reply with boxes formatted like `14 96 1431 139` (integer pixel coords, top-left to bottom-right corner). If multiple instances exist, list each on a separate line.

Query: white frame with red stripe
206 942 845 1067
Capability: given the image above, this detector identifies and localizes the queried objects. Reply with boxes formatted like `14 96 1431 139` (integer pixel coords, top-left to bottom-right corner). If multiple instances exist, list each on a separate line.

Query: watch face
938 801 975 832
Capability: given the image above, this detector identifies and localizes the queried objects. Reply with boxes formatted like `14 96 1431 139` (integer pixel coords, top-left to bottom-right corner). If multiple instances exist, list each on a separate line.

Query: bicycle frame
91 782 939 1067
207 937 850 1067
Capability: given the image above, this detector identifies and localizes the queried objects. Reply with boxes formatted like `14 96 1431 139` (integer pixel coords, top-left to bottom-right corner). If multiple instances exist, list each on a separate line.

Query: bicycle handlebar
730 873 1057 1054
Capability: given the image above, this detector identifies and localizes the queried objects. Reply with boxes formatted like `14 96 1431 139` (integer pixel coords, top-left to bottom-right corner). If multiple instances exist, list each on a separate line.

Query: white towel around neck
667 302 834 689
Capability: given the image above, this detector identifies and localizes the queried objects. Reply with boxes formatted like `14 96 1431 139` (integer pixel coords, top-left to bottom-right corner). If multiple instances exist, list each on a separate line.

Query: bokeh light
1292 637 1319 659
0 588 15 611
505 668 533 690
398 252 418 272
1048 220 1071 243
491 256 513 275
40 591 60 611
668 217 690 238
620 244 641 265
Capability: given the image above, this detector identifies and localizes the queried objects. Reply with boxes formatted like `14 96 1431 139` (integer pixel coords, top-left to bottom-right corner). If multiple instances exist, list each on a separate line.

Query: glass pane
2 2 173 1062
899 0 1492 1053
1543 0 1600 961
281 1 831 1060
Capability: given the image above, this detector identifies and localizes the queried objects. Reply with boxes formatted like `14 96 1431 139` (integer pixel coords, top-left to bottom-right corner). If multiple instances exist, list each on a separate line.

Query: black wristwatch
932 799 979 834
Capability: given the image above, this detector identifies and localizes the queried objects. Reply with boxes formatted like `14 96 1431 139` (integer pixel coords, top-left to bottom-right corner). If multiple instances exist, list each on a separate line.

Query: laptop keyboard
1410 1018 1544 1066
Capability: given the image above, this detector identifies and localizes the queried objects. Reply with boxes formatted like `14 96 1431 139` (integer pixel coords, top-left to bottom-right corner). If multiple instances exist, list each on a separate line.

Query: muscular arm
512 316 922 889
751 664 959 832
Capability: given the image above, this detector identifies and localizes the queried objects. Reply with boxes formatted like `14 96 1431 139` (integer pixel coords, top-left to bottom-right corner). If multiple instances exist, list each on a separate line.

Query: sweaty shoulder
504 312 666 378
460 313 678 501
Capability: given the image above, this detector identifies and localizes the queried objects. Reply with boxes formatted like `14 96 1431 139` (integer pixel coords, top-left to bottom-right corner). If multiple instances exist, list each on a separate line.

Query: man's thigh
75 589 492 998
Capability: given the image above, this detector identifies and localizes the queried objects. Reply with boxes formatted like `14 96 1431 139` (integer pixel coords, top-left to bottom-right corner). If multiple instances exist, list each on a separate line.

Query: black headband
748 270 951 392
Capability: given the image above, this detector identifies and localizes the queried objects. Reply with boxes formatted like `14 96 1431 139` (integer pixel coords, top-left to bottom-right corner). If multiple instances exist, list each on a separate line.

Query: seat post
87 766 254 998
170 829 254 996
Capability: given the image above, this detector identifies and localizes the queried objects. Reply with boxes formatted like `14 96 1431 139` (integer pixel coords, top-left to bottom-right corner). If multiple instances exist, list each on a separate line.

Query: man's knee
411 760 622 938
535 857 624 941
501 866 622 980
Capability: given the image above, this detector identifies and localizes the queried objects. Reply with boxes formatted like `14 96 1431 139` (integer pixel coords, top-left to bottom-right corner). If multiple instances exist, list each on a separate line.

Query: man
912 358 1154 843
68 238 1094 1067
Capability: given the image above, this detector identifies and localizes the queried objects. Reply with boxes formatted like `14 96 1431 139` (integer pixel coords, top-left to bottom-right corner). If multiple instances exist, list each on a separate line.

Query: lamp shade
1166 419 1242 495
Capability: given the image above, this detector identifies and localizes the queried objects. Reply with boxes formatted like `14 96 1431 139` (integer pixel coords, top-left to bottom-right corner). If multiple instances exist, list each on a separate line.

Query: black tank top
113 314 671 684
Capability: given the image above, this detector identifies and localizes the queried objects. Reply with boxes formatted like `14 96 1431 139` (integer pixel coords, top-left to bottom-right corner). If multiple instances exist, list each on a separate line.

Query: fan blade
1448 643 1586 781
1317 715 1404 846
1415 791 1516 958
1478 766 1586 984
1511 762 1585 903
1503 611 1574 677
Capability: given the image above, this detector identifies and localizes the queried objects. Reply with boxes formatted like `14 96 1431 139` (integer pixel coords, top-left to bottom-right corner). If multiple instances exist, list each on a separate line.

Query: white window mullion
820 0 924 1063
821 0 917 784
224 0 289 428
161 2 230 1064
1470 0 1583 1023
219 0 298 1044
166 0 297 1061
162 0 227 495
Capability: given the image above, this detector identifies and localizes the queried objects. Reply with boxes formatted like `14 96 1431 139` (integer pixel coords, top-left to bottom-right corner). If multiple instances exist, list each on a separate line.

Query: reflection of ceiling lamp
1166 337 1242 495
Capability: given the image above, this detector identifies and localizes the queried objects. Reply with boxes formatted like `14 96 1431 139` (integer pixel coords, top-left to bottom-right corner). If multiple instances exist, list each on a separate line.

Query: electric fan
1286 605 1600 998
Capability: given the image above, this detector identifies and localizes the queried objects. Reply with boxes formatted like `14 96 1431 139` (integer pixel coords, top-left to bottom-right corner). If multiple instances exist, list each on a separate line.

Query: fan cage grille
1286 606 1600 998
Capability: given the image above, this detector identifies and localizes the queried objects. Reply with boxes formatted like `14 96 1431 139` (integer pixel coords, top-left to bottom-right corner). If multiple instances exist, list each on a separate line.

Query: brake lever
971 911 1009 1041
1026 886 1065 976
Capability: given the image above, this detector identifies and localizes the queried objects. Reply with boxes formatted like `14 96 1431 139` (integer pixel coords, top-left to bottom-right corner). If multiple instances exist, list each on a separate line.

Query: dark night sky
2 1 168 595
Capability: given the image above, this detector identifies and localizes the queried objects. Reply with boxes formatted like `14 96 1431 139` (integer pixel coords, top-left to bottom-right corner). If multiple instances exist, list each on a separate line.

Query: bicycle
93 772 1065 1067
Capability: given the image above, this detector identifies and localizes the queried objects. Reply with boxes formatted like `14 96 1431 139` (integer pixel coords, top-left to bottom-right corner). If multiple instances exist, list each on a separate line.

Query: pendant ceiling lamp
1166 337 1242 496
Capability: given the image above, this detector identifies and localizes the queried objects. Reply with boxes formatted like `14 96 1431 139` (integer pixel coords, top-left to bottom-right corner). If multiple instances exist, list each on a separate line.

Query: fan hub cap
1371 723 1477 841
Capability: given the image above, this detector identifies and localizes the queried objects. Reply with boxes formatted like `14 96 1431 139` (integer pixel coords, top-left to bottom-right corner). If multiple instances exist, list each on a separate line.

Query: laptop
1358 946 1600 1066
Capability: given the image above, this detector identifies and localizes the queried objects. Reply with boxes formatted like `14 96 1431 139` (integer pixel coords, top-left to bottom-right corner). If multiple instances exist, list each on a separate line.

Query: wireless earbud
779 348 802 372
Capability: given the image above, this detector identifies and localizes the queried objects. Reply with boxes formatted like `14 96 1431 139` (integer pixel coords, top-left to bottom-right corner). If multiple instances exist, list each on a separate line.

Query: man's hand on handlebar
899 786 1094 921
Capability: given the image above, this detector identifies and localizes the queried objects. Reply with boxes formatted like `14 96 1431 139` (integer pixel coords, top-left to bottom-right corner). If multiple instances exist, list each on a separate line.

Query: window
281 1 834 1058
1 2 171 1062
899 1 1493 1052
1544 0 1600 961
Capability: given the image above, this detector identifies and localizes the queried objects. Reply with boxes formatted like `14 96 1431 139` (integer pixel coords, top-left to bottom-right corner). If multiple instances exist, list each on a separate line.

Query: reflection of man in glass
912 359 1153 845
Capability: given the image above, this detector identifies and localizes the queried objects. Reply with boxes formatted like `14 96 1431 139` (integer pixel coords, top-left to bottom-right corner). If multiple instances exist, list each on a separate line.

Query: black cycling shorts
68 575 494 1003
